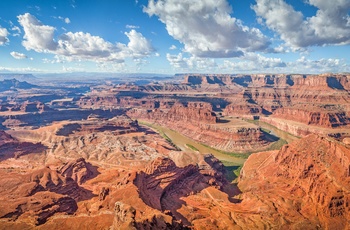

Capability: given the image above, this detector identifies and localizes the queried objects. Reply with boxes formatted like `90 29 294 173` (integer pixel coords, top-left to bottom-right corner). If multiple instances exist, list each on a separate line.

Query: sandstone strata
239 134 350 229
128 102 269 152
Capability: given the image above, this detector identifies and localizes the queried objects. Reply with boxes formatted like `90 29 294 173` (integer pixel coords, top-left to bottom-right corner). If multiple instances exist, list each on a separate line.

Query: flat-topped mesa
183 74 233 85
129 103 270 152
20 101 53 113
128 101 218 125
272 107 350 128
0 101 53 113
196 124 267 152
56 115 140 137
183 73 350 89
77 95 160 110
0 78 37 91
166 102 218 124
183 74 297 87
292 74 350 90
223 103 262 117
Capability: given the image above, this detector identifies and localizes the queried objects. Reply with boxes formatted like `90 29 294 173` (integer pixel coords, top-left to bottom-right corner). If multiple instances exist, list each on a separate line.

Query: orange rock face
0 158 95 226
1 73 350 229
239 134 350 229
134 155 226 214
272 107 350 127
128 102 269 152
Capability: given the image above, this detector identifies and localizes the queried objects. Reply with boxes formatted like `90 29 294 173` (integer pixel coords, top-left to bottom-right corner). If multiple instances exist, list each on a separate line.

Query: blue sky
0 0 349 74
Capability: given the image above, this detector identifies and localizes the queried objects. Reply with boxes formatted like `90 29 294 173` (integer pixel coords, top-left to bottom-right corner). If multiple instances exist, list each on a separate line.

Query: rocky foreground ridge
239 134 350 229
1 123 350 229
0 73 350 229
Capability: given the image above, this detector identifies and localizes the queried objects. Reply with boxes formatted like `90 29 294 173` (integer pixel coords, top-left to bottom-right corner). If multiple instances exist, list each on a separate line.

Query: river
255 120 299 144
140 119 299 166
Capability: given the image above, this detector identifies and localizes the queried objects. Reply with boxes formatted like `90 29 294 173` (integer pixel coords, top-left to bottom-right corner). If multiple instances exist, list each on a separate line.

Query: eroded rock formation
239 134 350 229
128 102 269 152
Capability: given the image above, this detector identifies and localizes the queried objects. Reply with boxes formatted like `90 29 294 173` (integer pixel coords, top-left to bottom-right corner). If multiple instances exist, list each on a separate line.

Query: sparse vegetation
261 127 271 133
186 144 199 151
140 119 290 160
265 138 288 151
201 143 252 159
233 165 243 177
244 118 300 140
221 160 243 182
139 120 181 151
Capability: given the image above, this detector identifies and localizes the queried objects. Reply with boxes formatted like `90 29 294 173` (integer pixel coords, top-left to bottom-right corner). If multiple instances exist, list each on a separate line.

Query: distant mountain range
0 79 38 91
0 74 38 82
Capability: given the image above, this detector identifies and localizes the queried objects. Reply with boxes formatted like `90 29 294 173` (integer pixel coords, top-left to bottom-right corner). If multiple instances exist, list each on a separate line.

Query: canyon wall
183 73 350 90
272 107 350 128
239 135 350 229
128 102 269 152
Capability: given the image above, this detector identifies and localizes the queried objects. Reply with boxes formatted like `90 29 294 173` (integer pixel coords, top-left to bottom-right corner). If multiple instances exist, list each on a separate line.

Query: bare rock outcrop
134 155 227 224
111 202 137 230
58 157 98 185
183 73 350 90
0 164 94 225
0 130 46 161
272 107 350 128
128 103 269 152
20 101 53 113
223 102 262 117
0 130 16 145
239 134 350 229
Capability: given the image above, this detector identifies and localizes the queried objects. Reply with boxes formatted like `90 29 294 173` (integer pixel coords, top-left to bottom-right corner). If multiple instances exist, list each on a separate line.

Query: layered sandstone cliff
128 102 269 152
183 73 350 90
272 107 350 128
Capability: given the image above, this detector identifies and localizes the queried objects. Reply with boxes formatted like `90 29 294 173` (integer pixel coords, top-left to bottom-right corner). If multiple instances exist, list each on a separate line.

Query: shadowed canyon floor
0 74 350 229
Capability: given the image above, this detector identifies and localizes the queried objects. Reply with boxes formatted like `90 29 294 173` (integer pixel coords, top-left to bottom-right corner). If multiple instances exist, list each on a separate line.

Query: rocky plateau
0 73 350 229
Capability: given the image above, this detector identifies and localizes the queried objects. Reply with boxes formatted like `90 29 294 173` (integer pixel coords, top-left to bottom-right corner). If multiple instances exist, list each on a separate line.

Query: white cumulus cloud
17 13 155 63
56 31 125 62
288 56 349 73
220 54 349 74
18 13 57 52
253 0 350 48
221 53 286 72
0 26 9 45
10 51 28 59
11 26 21 36
0 66 43 72
125 29 154 58
57 16 71 24
167 53 217 71
144 0 270 58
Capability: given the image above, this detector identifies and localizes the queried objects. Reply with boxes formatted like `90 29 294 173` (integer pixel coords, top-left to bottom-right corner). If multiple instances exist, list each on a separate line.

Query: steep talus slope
134 155 226 212
239 134 350 229
133 154 236 228
0 158 96 226
0 130 47 162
